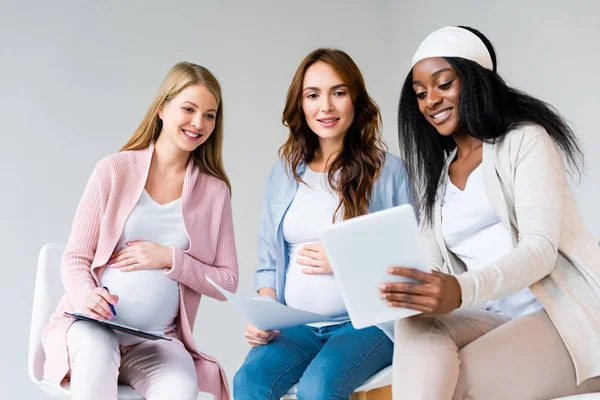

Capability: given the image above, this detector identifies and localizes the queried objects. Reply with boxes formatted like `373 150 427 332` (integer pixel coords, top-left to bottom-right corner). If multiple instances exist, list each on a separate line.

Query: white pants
393 308 600 400
66 321 199 400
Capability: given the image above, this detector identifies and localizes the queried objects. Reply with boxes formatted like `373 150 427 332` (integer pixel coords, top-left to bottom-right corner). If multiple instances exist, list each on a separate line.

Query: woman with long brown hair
233 48 413 399
41 62 238 400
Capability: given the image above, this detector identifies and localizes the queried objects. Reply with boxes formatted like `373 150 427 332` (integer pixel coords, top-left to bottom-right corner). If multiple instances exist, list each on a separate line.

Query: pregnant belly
99 268 180 331
284 253 348 318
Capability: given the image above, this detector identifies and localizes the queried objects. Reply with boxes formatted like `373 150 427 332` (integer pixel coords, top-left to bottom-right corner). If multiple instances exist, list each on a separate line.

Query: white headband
411 26 493 71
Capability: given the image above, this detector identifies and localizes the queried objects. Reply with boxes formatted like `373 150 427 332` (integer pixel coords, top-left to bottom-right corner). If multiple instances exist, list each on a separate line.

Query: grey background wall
1 1 597 398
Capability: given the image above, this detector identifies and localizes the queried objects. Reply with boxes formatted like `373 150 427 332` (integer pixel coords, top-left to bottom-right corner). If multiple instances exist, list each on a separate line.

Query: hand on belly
296 242 333 275
108 241 172 272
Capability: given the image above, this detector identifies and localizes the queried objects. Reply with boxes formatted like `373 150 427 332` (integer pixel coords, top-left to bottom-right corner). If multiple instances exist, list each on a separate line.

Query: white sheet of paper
206 276 345 330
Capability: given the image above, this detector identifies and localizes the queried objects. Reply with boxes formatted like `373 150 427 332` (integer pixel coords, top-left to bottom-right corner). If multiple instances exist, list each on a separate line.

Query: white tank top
441 165 543 319
100 189 189 345
282 167 349 326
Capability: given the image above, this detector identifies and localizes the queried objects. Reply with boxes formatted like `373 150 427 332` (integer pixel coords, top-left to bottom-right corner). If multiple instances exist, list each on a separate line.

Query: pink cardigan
41 144 239 400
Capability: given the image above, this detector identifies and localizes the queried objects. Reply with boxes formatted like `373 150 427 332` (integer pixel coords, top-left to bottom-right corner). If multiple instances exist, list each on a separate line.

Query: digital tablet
322 204 431 329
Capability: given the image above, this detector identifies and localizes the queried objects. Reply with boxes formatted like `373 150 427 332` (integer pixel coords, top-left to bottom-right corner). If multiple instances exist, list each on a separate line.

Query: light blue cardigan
254 153 414 331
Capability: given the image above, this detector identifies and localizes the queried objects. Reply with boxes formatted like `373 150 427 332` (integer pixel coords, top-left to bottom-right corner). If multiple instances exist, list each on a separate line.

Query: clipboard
63 312 173 341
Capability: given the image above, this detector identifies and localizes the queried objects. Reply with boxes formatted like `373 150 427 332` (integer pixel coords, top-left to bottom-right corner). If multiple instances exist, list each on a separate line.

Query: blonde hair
120 61 231 191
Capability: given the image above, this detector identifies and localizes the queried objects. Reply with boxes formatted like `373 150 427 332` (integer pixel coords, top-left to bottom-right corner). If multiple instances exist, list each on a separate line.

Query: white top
441 165 543 319
283 167 349 326
100 189 189 345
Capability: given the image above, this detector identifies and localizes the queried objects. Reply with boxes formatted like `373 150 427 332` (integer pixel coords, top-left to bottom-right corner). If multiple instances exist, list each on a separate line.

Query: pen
103 286 117 316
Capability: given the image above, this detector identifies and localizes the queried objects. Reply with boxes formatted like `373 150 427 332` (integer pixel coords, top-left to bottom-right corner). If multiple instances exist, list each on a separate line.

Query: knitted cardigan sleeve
456 126 564 307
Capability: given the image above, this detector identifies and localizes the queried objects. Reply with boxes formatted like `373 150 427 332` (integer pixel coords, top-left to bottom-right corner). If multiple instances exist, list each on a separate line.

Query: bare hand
244 323 280 348
379 267 462 315
258 287 277 301
81 287 119 320
108 241 172 272
298 242 332 275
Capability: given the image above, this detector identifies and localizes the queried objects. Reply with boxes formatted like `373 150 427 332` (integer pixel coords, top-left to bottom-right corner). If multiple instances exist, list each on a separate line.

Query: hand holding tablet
322 204 432 329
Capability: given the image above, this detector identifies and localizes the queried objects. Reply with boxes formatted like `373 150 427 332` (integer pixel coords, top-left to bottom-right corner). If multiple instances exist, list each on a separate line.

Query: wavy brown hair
120 61 231 191
279 48 386 220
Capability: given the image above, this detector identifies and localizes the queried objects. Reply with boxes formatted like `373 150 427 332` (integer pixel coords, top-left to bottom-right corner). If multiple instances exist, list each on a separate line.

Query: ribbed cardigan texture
421 125 600 384
41 144 238 399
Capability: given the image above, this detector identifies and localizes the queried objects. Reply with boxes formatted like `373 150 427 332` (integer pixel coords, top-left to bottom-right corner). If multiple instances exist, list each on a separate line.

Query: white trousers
66 320 199 400
393 308 600 400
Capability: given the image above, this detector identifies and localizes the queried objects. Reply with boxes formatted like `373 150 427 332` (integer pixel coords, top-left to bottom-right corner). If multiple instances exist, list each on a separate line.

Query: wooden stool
282 366 393 400
350 385 392 400
282 385 391 400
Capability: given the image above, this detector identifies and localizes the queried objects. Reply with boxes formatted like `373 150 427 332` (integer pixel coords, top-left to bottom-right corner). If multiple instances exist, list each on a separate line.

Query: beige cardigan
421 124 600 384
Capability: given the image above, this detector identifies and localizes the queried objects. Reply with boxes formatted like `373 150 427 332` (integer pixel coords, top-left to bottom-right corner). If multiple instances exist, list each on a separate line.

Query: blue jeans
233 322 393 400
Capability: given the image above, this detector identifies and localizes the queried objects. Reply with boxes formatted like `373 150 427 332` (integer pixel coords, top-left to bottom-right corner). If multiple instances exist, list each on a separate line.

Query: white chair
282 365 392 400
28 243 143 399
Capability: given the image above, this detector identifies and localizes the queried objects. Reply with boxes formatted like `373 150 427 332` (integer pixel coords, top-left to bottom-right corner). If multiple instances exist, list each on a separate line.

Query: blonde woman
41 62 238 400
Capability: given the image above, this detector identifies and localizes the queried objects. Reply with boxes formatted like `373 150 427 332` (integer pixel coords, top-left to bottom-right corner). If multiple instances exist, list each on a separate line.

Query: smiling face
158 84 218 152
301 61 355 146
412 57 462 137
